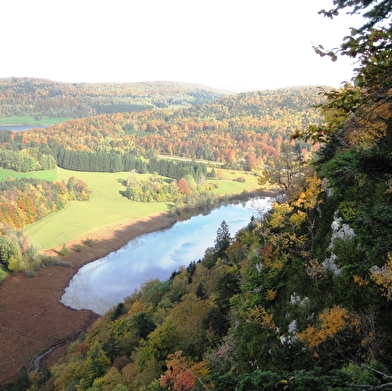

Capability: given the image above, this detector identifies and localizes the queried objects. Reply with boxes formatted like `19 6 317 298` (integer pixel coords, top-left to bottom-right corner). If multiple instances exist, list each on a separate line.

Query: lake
61 197 272 315
0 125 47 132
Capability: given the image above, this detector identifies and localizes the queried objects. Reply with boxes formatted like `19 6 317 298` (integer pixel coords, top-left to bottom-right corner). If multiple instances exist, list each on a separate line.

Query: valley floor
0 212 178 387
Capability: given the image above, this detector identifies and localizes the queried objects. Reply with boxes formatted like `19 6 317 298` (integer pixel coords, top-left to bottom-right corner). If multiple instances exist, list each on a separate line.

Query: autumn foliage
4 2 392 387
297 306 359 348
0 78 225 118
2 86 323 171
160 351 210 391
0 177 90 229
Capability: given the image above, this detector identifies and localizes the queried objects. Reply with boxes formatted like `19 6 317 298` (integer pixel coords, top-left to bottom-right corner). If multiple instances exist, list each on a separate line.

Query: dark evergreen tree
110 302 126 321
214 220 231 260
78 343 110 390
102 333 120 363
208 166 217 178
186 260 197 283
12 366 30 391
204 269 240 342
196 282 207 300
132 312 156 339
37 363 51 388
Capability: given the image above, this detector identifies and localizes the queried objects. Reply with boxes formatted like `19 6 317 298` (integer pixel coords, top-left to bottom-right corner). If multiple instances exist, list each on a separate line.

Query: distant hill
0 77 229 118
12 85 325 169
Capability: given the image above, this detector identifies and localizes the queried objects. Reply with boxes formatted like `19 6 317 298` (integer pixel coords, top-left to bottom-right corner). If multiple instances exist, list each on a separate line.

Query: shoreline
0 212 178 386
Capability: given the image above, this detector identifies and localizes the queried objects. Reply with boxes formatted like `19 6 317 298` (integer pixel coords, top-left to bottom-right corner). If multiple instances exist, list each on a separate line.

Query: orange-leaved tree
159 351 210 390
297 305 359 348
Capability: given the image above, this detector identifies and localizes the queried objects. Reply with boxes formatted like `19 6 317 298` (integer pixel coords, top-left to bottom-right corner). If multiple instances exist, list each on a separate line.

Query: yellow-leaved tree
293 171 323 253
370 253 392 301
297 306 359 348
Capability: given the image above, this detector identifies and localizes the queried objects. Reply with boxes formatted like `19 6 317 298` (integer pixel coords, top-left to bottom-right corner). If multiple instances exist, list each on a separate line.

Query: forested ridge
0 78 228 118
1 86 323 171
0 83 325 246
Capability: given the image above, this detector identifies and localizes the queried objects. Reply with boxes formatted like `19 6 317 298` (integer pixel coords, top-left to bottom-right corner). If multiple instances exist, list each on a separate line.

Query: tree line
55 148 208 180
147 158 207 181
123 172 218 206
0 176 90 231
0 149 57 172
0 78 226 118
0 226 48 274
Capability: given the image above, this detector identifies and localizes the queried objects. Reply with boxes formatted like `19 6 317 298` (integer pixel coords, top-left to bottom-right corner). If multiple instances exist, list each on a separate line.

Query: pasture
0 168 58 182
23 169 169 250
212 170 260 194
0 167 260 250
0 116 72 126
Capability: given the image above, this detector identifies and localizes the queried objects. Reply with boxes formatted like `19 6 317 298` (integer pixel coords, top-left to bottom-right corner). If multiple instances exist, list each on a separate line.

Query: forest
0 85 322 256
0 79 227 118
0 85 322 172
1 0 392 389
0 176 90 230
0 176 90 272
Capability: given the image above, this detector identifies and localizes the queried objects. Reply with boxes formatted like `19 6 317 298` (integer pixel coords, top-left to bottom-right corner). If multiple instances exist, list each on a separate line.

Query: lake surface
0 125 47 132
61 197 271 314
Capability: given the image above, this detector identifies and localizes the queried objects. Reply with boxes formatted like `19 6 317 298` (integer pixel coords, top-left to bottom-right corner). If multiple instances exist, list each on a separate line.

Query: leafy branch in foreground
293 0 392 145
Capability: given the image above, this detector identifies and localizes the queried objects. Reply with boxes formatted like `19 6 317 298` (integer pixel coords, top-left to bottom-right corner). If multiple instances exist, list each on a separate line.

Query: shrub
8 257 21 272
84 238 94 247
25 270 36 278
60 243 69 257
42 256 72 267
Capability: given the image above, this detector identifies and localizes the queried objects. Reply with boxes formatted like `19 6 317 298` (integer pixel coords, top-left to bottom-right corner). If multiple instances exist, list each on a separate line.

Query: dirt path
0 212 178 387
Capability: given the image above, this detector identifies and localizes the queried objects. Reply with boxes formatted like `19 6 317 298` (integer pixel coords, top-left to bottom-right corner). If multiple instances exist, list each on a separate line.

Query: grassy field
0 167 260 250
0 168 58 182
0 265 8 284
213 170 260 194
23 169 169 250
0 116 72 126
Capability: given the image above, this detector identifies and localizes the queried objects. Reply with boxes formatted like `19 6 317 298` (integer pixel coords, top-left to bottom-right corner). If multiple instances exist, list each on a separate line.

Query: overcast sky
1 0 362 92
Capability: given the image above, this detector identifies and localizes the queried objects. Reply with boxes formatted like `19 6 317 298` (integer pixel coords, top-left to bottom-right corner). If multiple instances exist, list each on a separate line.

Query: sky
1 0 363 92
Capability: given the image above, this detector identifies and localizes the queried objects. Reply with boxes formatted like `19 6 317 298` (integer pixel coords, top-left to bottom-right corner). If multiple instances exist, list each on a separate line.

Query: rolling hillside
2 86 325 170
0 77 229 119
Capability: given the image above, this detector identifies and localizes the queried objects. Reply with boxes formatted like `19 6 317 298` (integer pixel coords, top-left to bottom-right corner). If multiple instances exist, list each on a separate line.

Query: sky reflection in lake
61 197 271 314
0 125 47 132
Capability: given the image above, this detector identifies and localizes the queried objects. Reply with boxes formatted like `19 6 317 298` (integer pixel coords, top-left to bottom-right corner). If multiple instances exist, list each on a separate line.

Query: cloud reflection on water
61 197 271 314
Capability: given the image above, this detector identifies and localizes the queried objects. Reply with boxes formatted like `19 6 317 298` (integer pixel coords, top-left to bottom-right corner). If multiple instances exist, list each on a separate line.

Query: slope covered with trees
13 1 392 390
0 176 90 275
0 176 90 230
1 86 323 171
0 78 228 119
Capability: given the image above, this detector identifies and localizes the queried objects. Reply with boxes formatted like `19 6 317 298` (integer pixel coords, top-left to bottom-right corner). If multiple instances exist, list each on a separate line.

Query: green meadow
0 168 58 182
0 265 8 284
0 116 72 126
0 167 260 250
213 170 260 194
23 169 169 250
